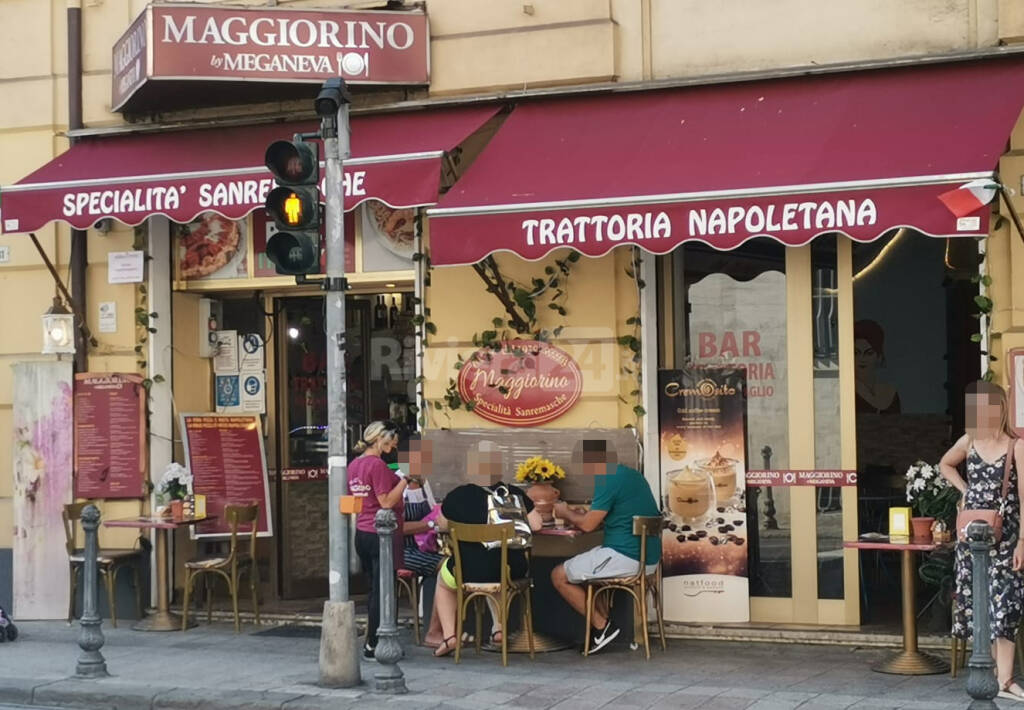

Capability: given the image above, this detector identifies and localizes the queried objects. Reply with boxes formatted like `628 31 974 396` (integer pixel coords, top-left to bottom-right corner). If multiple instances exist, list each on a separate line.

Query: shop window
666 238 793 598
812 235 843 600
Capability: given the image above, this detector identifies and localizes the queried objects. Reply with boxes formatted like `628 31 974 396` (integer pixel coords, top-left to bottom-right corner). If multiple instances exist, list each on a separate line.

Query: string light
853 228 906 282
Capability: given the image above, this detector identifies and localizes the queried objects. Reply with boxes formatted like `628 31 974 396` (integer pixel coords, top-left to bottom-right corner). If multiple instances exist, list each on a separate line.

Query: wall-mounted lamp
42 296 76 354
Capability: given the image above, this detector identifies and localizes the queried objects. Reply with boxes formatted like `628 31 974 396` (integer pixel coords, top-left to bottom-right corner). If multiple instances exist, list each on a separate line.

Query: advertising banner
180 414 273 538
659 366 749 623
74 373 146 499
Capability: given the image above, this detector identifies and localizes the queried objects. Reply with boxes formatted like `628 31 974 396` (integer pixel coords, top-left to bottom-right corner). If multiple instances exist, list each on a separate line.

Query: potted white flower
904 461 958 541
157 463 193 520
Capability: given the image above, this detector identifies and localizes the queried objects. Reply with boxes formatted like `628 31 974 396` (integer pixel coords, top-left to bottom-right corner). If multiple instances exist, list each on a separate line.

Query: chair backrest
224 503 260 562
632 515 664 576
62 502 90 555
447 521 514 588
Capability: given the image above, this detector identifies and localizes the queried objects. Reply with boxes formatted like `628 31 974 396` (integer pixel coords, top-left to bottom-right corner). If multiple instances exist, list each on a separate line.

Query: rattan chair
182 503 261 633
63 502 143 628
448 521 535 666
396 568 421 644
581 515 667 659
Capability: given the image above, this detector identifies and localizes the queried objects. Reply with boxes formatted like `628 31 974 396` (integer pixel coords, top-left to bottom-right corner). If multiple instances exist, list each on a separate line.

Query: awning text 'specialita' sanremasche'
426 57 1024 266
0 105 498 234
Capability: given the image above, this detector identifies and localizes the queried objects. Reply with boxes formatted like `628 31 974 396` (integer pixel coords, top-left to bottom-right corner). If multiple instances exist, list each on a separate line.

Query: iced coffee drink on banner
697 451 739 505
667 466 716 525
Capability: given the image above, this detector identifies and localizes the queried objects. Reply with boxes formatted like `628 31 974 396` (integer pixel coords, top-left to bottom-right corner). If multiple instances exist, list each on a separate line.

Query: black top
442 482 533 583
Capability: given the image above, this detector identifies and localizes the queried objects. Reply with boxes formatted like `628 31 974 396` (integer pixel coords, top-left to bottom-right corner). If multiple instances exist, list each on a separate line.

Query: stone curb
0 677 379 710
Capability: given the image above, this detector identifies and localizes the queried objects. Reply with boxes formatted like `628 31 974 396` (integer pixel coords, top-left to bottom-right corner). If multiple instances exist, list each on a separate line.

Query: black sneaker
363 643 375 659
586 620 620 655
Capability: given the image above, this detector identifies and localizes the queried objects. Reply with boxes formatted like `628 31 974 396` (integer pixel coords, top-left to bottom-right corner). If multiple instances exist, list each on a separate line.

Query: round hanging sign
456 339 583 427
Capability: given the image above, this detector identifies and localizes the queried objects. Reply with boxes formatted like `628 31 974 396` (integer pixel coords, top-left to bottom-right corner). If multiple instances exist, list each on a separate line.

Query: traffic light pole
318 99 360 688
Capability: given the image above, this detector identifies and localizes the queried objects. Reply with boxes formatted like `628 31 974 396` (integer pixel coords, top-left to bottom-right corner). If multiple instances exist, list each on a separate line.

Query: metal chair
63 502 143 628
448 521 535 666
182 503 261 633
396 568 421 644
581 515 667 659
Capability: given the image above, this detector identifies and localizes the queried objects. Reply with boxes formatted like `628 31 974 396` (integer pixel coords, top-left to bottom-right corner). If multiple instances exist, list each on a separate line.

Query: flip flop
433 635 457 658
999 681 1024 702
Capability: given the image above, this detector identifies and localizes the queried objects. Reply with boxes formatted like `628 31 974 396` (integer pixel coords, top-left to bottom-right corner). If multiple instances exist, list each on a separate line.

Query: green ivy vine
618 247 646 428
970 236 996 382
414 249 581 426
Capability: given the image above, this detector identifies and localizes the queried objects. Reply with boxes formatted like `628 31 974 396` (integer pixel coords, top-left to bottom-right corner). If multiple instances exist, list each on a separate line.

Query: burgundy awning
427 57 1024 266
0 105 498 234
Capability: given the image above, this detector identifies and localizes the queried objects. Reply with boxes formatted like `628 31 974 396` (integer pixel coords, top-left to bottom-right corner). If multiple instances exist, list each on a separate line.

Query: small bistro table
844 539 950 675
105 515 210 632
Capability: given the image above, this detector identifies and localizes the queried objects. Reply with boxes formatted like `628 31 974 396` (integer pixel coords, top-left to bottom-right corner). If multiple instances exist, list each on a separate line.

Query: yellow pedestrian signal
284 192 303 225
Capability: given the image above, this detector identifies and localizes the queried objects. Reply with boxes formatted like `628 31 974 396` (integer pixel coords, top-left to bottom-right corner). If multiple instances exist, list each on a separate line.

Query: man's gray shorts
563 546 658 583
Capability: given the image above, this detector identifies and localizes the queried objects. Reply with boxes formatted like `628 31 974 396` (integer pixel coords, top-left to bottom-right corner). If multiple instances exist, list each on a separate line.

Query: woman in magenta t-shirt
349 421 406 658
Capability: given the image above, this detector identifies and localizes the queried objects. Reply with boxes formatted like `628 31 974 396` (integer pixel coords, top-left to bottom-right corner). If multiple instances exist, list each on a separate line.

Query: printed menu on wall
74 373 146 499
180 413 273 538
658 366 750 623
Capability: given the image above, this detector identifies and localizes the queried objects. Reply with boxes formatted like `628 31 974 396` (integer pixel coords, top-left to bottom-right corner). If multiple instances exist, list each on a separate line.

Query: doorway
275 291 417 599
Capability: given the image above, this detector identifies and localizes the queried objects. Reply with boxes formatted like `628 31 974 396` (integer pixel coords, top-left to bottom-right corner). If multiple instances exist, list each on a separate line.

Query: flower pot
911 516 935 542
526 482 560 523
170 499 184 522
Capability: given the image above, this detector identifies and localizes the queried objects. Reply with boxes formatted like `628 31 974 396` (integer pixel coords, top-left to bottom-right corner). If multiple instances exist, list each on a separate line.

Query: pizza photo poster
360 200 416 271
176 212 248 281
659 366 750 623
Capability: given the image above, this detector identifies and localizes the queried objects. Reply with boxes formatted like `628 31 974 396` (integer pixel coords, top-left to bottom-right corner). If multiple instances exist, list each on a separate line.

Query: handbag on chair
956 438 1015 543
483 484 532 550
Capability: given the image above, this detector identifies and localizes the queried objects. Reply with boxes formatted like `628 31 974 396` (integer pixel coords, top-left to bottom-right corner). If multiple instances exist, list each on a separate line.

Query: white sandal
999 680 1024 702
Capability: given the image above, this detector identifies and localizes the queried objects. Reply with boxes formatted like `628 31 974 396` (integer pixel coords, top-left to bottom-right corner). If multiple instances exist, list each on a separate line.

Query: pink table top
105 515 211 530
844 540 945 552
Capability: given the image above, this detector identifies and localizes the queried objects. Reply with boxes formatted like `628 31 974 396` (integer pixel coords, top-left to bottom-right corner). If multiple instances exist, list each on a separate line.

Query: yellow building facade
3 0 1024 635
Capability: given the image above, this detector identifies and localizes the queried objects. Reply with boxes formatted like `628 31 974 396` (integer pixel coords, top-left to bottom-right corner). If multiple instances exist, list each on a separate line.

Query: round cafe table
105 515 211 631
844 539 950 675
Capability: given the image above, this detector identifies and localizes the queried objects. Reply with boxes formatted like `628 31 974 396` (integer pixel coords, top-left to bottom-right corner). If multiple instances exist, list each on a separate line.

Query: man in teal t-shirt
551 440 662 655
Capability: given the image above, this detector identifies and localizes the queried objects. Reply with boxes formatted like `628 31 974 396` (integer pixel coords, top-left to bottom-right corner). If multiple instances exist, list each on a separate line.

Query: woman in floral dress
942 381 1024 701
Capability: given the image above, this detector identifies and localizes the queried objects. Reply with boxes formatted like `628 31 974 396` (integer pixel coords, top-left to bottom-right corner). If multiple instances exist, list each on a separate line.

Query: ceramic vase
526 482 560 523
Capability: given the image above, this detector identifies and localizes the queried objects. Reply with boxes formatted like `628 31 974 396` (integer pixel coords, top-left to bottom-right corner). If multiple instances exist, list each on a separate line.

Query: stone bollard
965 520 998 708
76 504 109 678
373 508 407 694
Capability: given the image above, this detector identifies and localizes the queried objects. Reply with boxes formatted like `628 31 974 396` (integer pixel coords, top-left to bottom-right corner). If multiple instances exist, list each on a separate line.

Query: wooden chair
582 515 667 659
63 502 143 628
448 521 535 666
396 568 421 644
182 503 261 633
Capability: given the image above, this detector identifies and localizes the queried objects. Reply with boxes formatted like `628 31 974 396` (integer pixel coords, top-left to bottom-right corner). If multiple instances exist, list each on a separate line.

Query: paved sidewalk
0 621 1010 709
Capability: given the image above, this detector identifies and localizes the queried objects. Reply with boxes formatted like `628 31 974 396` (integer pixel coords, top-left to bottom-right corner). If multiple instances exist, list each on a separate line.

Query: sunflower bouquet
514 456 566 484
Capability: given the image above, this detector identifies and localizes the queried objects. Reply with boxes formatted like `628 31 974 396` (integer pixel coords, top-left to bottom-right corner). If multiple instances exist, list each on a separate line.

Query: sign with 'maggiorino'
457 340 582 427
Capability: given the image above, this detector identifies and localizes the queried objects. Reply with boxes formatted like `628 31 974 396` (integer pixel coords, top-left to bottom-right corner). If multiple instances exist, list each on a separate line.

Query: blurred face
966 393 1003 435
469 449 504 485
400 439 433 479
854 339 880 374
573 441 615 479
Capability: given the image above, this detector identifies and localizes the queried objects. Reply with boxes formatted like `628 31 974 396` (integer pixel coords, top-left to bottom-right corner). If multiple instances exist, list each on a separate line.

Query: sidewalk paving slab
0 621 1018 710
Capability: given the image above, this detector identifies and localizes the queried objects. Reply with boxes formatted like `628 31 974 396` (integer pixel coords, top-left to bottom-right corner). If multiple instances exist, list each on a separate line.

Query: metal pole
965 520 998 707
318 87 360 688
76 505 108 678
374 508 406 694
325 102 351 604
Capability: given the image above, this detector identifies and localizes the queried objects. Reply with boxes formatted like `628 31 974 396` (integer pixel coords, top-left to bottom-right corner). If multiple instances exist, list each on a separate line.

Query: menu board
180 413 273 538
74 373 146 498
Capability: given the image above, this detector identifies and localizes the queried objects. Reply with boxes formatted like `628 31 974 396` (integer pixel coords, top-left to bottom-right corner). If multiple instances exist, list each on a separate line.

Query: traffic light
264 139 321 275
